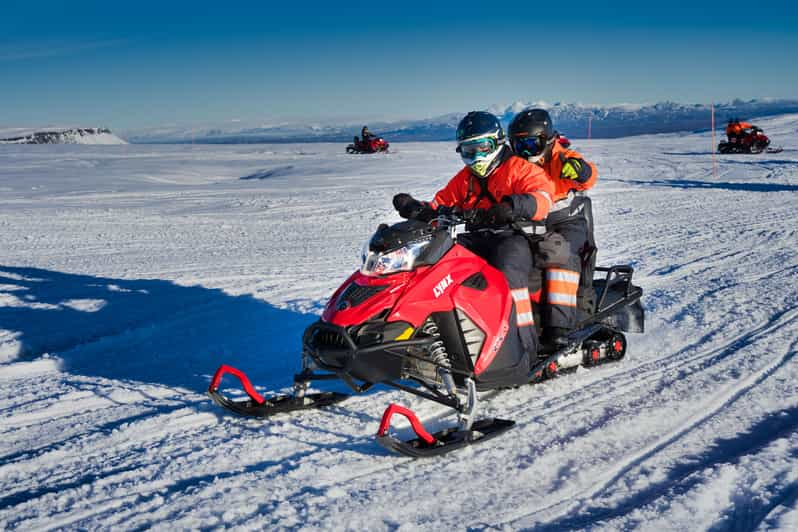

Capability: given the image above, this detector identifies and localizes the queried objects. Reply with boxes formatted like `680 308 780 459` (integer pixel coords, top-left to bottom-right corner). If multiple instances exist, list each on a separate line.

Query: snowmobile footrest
375 403 514 458
208 364 348 418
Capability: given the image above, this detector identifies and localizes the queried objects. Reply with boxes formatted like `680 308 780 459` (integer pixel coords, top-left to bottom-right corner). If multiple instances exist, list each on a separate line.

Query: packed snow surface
1 115 797 530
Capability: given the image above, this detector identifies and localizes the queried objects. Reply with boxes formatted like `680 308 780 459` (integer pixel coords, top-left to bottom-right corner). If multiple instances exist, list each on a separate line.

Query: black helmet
455 111 506 178
508 108 556 160
456 111 505 143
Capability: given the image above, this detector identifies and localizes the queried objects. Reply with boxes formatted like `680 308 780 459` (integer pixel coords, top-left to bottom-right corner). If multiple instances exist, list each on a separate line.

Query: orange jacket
540 143 598 202
431 154 554 221
726 122 753 136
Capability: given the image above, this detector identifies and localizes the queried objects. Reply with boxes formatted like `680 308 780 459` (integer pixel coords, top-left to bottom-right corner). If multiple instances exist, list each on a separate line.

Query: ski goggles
457 137 498 160
511 135 547 158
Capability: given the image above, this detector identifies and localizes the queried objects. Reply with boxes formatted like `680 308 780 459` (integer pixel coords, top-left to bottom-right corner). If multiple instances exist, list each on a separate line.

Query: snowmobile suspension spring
421 321 450 369
420 320 457 396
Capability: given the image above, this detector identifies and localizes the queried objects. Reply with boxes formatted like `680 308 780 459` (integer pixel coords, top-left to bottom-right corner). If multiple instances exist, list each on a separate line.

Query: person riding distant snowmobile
361 126 374 142
726 118 754 143
508 108 598 349
351 126 382 153
393 111 554 362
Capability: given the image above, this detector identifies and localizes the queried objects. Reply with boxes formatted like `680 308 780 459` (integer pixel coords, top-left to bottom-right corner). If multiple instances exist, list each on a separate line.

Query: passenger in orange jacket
508 108 598 348
393 111 554 360
726 118 754 142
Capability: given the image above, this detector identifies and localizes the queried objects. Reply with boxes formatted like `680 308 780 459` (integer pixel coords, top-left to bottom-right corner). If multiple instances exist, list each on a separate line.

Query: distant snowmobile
208 212 644 457
346 135 390 154
718 126 782 154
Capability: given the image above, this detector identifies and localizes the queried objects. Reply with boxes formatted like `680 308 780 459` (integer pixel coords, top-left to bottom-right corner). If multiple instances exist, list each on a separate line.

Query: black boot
542 327 571 353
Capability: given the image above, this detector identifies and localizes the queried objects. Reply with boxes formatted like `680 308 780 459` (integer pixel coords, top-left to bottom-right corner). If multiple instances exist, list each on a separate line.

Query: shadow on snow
0 265 318 393
607 178 798 193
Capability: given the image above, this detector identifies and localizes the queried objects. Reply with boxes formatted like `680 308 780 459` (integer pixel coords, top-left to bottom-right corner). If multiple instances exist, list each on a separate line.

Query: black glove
475 202 514 226
392 193 435 221
435 204 461 217
393 193 414 213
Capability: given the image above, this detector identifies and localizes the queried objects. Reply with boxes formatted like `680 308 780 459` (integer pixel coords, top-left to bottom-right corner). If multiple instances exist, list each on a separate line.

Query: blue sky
2 0 797 130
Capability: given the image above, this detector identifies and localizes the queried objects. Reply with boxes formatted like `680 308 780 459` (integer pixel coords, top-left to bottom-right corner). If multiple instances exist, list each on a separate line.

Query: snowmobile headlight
361 239 431 276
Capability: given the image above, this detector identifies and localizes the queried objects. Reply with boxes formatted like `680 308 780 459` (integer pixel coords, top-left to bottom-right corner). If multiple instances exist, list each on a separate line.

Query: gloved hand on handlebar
435 204 462 217
474 202 514 226
392 193 436 222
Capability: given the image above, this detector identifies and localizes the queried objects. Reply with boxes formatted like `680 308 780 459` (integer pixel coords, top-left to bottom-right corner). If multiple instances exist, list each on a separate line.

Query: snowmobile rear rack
207 364 348 418
581 265 644 333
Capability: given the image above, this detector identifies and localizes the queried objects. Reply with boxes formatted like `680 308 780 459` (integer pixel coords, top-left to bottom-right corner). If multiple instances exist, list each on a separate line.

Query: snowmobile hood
321 243 502 333
321 270 414 327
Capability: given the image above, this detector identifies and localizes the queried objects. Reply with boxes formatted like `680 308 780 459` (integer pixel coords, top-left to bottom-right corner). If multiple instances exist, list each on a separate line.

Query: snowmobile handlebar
431 209 547 240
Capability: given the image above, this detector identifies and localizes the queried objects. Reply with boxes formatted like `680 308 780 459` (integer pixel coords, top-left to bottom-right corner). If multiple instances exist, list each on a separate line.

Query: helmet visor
512 136 547 158
458 137 498 160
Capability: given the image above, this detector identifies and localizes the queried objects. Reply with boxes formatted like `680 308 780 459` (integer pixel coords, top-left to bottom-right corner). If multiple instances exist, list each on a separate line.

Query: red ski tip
377 403 437 445
209 364 265 405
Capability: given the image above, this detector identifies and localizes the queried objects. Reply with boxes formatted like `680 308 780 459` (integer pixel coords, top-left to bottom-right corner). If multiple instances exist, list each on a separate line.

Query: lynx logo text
433 274 453 298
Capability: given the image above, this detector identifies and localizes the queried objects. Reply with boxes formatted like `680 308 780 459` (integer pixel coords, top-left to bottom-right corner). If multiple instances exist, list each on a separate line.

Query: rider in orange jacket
508 108 598 348
726 118 754 142
393 111 554 361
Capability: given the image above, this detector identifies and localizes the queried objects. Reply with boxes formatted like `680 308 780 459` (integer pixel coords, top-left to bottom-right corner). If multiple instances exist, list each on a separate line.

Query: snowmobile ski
207 364 348 418
375 403 515 458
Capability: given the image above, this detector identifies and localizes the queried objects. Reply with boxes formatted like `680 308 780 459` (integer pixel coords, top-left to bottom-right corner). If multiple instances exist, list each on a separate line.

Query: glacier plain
1 115 797 530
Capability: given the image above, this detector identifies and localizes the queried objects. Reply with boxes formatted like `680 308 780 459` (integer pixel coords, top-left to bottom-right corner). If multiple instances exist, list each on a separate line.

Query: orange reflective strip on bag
546 269 579 307
511 288 535 326
547 292 577 307
546 268 580 284
547 279 578 296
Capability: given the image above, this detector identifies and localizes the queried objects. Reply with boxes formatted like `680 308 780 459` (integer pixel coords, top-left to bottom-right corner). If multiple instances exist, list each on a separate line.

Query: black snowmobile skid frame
208 265 643 458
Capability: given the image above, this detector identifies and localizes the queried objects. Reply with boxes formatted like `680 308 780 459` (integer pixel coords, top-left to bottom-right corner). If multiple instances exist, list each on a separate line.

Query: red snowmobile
208 213 644 457
346 135 390 154
718 126 781 154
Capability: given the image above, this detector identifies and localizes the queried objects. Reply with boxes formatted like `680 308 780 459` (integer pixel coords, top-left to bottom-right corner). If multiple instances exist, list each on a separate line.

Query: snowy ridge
1 114 797 529
123 98 798 143
0 127 127 145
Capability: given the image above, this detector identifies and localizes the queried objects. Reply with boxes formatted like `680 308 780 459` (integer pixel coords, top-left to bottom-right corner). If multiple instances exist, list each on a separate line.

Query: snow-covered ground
1 115 797 530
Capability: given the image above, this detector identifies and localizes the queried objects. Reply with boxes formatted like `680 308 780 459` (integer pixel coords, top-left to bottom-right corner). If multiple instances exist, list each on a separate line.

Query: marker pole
711 104 717 179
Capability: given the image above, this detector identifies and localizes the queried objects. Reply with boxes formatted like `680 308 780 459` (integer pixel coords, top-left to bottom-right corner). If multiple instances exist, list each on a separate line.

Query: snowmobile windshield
361 239 432 276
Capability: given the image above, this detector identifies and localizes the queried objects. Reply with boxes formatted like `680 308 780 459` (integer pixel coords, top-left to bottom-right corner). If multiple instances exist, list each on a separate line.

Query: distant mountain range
0 128 127 145
123 98 798 144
